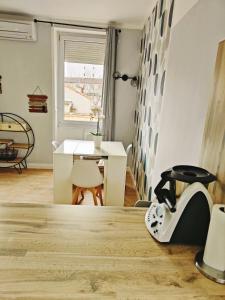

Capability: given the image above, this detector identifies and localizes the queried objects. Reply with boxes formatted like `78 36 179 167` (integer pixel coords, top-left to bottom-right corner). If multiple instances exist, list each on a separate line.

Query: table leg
104 156 127 206
53 153 73 204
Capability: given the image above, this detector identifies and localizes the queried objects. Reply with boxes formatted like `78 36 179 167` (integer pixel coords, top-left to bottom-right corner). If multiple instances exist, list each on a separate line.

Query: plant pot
92 135 102 149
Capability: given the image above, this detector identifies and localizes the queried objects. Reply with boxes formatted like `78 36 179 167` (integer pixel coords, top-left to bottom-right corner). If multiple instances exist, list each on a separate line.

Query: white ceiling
0 0 153 29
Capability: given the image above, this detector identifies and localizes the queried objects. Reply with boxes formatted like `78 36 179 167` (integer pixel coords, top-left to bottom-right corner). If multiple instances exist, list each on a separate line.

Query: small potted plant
90 105 104 148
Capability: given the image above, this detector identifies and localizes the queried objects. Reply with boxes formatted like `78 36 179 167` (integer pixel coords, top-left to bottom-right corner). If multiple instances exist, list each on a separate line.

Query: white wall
0 23 53 166
114 29 140 148
152 0 225 189
0 23 141 165
172 0 199 27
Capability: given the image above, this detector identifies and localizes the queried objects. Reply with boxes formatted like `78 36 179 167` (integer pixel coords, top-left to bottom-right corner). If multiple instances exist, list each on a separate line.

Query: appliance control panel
145 202 169 240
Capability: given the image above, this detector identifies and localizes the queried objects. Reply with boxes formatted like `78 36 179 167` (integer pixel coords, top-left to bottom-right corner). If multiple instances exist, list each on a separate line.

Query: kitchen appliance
0 14 37 42
145 165 216 245
195 204 225 284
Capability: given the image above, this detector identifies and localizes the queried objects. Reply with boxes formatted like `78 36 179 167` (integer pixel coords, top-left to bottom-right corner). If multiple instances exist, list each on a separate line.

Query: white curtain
102 27 118 141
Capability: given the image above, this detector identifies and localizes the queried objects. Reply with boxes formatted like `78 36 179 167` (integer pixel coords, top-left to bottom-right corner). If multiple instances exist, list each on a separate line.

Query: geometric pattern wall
132 0 175 200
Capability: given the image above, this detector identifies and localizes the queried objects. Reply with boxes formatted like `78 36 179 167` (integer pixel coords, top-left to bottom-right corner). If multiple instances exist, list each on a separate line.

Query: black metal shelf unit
0 113 35 173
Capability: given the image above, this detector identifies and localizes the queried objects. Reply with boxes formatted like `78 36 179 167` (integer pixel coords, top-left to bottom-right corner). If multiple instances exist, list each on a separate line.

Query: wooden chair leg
77 188 85 205
96 186 103 206
72 187 80 205
80 189 85 201
90 188 98 206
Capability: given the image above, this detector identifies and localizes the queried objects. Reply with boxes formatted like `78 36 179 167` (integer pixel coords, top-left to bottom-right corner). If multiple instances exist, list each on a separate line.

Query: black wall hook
113 71 138 87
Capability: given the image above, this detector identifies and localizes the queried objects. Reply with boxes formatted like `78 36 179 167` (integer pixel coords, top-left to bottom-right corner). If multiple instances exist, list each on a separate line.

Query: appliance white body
145 182 213 243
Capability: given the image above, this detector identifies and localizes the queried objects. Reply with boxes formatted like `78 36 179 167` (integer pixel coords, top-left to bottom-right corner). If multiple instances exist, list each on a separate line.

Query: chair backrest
71 159 103 188
52 140 60 150
126 144 132 155
126 144 133 167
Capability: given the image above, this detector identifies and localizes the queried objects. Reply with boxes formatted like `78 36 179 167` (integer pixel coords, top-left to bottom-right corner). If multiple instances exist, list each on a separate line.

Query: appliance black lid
162 165 216 184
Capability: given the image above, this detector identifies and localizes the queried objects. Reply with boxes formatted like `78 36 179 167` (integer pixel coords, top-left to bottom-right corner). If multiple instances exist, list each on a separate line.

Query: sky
65 62 104 79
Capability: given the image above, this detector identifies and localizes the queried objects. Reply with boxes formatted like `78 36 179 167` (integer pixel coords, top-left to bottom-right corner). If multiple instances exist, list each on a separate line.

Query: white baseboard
27 163 53 169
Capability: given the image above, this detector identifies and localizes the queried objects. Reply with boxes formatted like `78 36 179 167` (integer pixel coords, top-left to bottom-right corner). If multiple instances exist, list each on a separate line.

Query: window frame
57 31 106 127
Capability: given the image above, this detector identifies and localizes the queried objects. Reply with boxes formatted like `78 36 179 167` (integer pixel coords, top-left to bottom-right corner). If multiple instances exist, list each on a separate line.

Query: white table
53 140 127 206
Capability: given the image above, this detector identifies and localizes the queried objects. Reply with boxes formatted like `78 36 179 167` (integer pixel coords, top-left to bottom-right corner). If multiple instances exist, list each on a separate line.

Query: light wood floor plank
0 168 139 206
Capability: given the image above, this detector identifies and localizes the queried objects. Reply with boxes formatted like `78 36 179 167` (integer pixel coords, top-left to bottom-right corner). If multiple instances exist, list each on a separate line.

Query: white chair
52 140 60 151
71 159 104 206
126 144 132 167
126 144 132 156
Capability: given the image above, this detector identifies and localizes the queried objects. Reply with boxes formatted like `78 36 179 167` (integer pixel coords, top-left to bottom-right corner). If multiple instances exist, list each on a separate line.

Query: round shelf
0 113 35 173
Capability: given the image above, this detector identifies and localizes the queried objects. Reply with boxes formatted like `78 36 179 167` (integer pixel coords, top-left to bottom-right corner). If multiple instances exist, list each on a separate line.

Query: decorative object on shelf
0 139 13 149
0 148 18 161
27 86 48 113
113 71 139 87
0 139 18 160
0 113 35 173
195 204 225 284
0 75 2 94
89 105 105 149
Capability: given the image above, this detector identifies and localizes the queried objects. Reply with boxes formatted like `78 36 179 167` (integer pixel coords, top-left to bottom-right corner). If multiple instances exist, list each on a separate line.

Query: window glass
63 37 106 122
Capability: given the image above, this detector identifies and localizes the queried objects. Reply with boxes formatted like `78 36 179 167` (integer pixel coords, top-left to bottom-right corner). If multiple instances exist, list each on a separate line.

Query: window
58 32 106 124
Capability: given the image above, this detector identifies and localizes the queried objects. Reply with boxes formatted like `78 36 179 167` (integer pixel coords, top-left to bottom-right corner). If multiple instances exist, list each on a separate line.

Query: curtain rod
34 19 107 31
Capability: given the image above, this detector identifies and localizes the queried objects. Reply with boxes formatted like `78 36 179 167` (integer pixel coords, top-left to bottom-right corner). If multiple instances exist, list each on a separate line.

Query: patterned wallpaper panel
132 0 174 200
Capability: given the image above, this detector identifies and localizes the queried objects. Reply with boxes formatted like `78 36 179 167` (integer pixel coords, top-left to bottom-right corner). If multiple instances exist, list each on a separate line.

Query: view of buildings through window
64 62 104 122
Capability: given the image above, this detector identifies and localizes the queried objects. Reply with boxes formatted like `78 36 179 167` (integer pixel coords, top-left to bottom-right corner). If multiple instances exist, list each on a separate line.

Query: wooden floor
0 168 139 207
